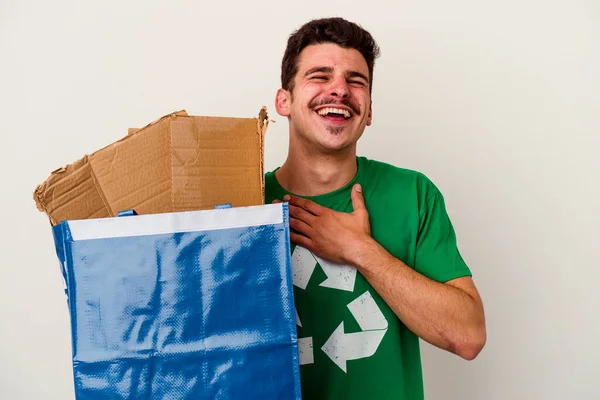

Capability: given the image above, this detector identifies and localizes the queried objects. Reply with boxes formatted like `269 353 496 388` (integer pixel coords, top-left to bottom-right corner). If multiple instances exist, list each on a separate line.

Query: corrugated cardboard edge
257 106 271 204
33 110 189 224
127 110 189 137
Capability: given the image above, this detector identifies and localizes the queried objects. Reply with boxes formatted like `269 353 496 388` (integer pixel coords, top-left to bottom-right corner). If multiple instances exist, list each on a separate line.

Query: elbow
458 340 485 361
453 323 487 361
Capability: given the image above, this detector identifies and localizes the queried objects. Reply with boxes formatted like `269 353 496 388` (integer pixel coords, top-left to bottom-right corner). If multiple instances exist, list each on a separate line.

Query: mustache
308 97 361 116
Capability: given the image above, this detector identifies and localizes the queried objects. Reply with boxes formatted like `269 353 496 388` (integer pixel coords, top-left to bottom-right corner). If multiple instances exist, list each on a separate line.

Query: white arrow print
313 255 357 292
292 247 315 365
292 246 357 292
292 246 317 290
291 246 361 367
298 337 314 365
322 291 388 373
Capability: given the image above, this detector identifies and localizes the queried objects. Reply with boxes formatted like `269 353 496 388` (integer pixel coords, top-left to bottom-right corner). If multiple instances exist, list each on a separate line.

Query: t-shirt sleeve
414 183 472 283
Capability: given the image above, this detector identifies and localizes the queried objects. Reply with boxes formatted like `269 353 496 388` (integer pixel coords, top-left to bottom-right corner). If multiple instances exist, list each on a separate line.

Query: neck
275 138 358 197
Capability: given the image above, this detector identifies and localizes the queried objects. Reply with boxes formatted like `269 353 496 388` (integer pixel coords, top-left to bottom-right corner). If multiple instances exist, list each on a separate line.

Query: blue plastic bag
52 203 301 399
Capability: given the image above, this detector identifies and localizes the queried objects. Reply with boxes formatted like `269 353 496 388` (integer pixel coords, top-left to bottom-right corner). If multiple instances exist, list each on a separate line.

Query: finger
284 195 323 216
351 184 367 213
289 216 313 237
272 199 282 204
289 204 316 225
290 232 313 249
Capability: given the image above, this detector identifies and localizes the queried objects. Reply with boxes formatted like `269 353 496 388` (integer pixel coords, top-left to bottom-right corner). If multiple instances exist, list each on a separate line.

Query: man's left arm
348 238 486 360
278 184 486 361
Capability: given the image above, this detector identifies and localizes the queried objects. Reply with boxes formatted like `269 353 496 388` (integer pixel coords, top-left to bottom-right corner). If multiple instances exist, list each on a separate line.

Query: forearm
349 238 486 360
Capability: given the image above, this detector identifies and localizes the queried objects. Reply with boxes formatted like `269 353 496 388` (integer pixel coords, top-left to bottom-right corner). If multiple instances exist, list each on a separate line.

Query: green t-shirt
264 155 472 400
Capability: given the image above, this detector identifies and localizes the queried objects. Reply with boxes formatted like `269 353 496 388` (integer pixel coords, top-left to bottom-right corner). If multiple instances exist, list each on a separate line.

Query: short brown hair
281 17 380 94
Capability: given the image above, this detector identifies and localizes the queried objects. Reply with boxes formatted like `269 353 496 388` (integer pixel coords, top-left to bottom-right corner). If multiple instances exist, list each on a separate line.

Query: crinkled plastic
52 203 301 399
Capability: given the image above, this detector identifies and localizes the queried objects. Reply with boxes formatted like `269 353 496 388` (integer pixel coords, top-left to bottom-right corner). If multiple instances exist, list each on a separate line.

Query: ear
366 101 373 126
275 88 292 117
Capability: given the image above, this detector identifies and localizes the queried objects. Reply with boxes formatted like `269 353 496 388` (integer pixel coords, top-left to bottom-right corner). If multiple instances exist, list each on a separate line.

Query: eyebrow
347 70 369 84
304 66 370 84
304 66 334 76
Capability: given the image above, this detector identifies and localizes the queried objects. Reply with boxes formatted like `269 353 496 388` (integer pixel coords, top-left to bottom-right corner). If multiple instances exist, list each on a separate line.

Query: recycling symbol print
292 246 388 373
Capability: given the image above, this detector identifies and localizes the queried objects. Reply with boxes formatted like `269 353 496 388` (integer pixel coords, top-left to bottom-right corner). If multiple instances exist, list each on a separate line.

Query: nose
329 75 349 98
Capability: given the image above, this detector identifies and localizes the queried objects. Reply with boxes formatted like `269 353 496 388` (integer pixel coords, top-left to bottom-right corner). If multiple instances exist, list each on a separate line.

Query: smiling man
266 17 486 399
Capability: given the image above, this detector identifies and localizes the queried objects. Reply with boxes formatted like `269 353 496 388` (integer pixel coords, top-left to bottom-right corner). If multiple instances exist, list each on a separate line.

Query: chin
318 137 356 152
323 126 362 145
325 126 347 136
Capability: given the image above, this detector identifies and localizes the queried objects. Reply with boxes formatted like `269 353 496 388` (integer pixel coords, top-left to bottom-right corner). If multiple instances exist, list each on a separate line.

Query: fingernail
354 184 362 192
283 194 291 201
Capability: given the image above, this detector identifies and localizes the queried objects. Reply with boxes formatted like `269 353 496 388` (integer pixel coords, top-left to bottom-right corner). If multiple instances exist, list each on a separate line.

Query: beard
326 125 346 135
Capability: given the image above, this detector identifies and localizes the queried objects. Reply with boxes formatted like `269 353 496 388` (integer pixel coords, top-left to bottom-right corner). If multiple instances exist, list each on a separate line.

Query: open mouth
315 107 352 121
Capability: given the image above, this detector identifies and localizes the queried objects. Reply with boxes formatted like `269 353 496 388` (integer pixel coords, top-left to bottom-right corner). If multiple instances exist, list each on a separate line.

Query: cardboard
34 108 270 226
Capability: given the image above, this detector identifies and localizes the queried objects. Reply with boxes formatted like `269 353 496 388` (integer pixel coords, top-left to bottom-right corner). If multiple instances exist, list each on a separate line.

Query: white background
1 1 599 399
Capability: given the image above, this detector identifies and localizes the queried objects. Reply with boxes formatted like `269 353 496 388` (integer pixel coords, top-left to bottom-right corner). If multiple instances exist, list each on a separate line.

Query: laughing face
276 43 373 153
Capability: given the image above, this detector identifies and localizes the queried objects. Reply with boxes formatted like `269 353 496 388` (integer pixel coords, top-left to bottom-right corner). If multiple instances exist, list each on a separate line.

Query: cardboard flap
33 157 112 225
34 108 269 225
89 115 174 217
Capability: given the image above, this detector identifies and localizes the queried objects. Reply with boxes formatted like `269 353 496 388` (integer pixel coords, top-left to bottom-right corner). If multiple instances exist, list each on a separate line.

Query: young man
266 17 486 399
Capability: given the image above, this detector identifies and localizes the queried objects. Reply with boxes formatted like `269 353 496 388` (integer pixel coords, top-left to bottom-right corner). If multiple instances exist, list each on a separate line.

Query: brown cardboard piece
34 108 270 226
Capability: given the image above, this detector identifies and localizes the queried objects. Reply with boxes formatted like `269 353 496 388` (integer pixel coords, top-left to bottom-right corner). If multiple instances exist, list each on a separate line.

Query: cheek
351 89 370 102
301 85 325 103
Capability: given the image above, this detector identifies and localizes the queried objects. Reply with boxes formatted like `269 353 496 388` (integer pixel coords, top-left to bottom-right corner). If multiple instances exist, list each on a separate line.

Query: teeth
317 107 351 118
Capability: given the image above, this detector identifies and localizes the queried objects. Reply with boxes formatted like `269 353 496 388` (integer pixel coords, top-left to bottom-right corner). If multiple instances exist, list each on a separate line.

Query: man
266 17 486 399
